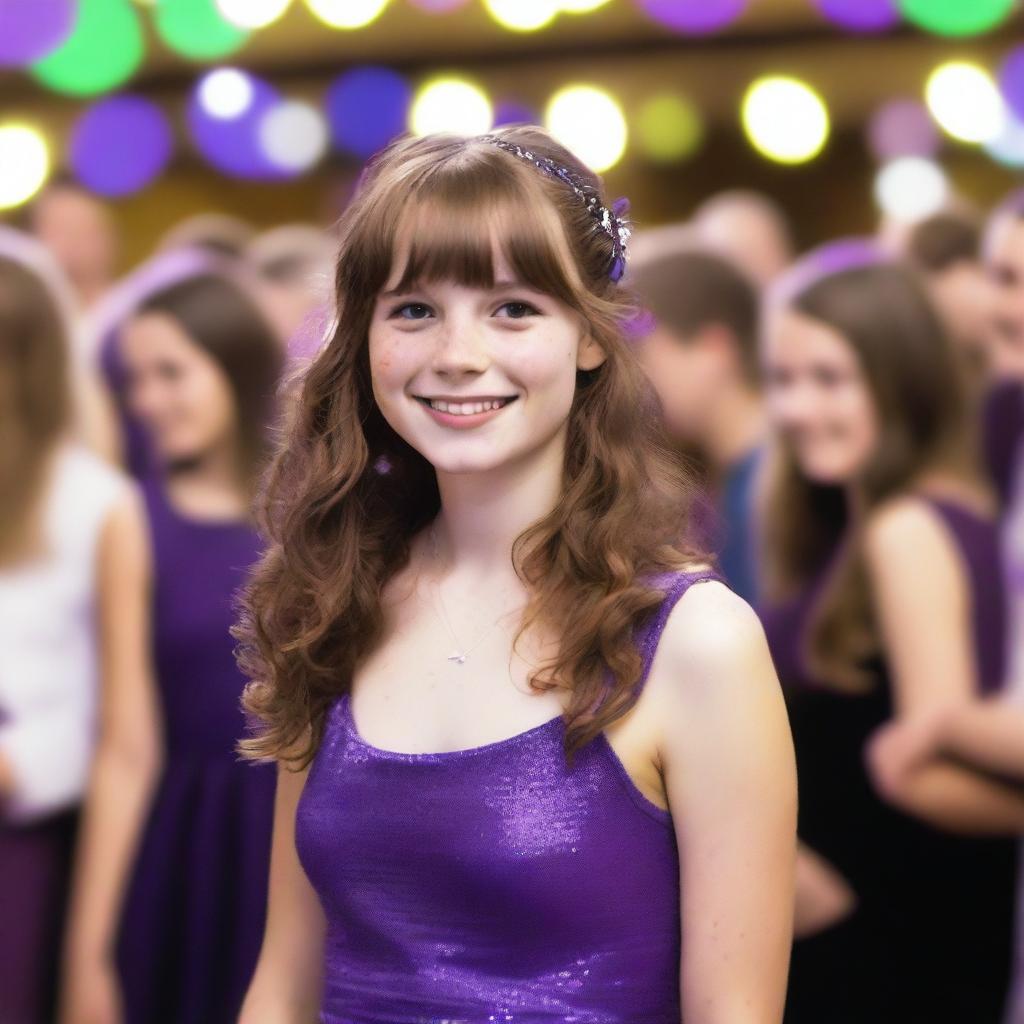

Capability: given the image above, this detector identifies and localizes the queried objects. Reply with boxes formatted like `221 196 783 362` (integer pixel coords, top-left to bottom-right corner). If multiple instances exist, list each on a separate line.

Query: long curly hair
234 126 705 767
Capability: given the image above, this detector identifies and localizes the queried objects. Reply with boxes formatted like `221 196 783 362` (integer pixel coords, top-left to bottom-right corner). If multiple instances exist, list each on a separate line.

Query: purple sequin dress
296 568 719 1023
112 476 275 1023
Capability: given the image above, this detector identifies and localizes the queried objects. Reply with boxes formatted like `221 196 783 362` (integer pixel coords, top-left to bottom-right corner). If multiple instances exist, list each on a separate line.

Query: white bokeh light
0 125 50 210
742 76 829 164
259 100 329 172
410 78 492 136
215 0 292 28
198 68 255 119
544 84 627 172
873 157 949 222
985 111 1024 167
925 62 1005 144
560 0 611 12
304 0 389 29
483 0 558 31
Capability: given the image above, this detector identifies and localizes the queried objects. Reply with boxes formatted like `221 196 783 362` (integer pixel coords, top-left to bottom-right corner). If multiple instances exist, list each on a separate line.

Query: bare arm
60 488 162 1016
237 757 326 1023
656 582 797 1024
793 842 857 939
863 498 1024 834
937 697 1024 780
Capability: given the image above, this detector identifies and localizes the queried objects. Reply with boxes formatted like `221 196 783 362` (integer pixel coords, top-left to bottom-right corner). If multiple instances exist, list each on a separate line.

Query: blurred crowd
3 165 1024 1023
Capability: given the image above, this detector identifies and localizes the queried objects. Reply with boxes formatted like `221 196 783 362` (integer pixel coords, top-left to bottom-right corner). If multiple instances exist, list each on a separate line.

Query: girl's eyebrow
379 278 539 299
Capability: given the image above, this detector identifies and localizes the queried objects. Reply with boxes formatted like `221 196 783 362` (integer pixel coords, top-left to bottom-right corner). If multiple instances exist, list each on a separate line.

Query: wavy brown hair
0 252 71 564
234 126 705 767
759 259 979 690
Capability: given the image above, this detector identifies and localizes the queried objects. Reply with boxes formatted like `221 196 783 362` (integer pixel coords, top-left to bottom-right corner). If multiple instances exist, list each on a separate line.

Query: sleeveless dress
760 498 1019 1023
113 474 276 1023
0 444 127 1023
296 568 720 1024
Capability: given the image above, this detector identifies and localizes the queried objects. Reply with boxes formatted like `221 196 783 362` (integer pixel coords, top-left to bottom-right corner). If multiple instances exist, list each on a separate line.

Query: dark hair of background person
233 125 707 768
134 273 284 489
628 248 761 386
759 262 978 690
905 212 981 274
0 254 71 563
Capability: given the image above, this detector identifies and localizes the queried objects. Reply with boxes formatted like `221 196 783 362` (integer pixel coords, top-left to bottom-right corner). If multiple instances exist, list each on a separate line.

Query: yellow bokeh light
483 0 558 31
741 75 829 164
560 0 612 12
0 124 50 210
304 0 389 29
544 84 627 173
636 93 703 163
925 61 1004 144
410 77 493 137
216 0 292 28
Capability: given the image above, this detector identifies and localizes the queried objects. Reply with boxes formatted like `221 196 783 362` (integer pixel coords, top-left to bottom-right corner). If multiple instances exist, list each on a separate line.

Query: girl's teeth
428 399 507 416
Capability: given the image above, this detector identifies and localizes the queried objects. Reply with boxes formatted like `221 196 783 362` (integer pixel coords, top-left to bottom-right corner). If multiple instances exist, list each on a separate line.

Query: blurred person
246 223 336 360
60 272 284 1024
157 212 256 262
759 247 1022 1023
904 210 994 388
236 127 796 1024
630 247 765 601
29 175 119 315
692 188 794 288
0 230 130 1023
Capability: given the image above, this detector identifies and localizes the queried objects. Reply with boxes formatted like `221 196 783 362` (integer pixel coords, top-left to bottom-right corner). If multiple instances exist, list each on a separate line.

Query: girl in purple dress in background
60 272 284 1023
757 247 1024 1023
234 126 797 1024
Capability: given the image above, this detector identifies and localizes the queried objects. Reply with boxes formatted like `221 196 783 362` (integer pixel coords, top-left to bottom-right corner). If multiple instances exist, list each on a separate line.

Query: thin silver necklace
427 523 518 665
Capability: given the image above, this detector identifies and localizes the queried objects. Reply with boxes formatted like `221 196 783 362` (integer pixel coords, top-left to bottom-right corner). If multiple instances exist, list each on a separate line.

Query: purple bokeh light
867 98 940 161
493 100 539 127
0 0 75 66
407 0 470 10
814 0 900 33
325 66 411 159
1000 46 1024 124
186 73 286 180
70 95 174 197
636 0 748 35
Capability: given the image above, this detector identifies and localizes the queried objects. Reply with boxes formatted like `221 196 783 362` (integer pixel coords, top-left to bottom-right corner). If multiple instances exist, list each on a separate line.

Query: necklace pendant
448 652 468 664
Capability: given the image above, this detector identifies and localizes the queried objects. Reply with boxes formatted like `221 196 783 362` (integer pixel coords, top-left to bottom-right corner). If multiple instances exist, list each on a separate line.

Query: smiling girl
235 127 796 1024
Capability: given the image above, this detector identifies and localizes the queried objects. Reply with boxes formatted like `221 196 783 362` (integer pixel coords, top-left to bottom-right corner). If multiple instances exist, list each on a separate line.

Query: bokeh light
999 46 1024 124
410 77 492 136
636 93 703 163
545 84 628 172
560 0 612 11
326 66 411 157
408 0 470 9
814 0 900 33
259 100 329 173
985 112 1024 168
197 67 255 119
483 0 559 31
187 73 284 178
868 98 939 160
637 0 748 35
898 0 1015 37
741 75 830 164
304 0 390 29
926 61 1005 144
0 0 75 67
0 125 51 210
873 157 948 220
215 0 292 28
154 0 249 59
493 99 540 127
31 0 145 96
69 95 174 196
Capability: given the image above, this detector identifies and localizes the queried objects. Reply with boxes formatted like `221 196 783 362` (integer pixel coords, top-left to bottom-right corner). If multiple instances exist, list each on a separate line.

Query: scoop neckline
340 691 565 761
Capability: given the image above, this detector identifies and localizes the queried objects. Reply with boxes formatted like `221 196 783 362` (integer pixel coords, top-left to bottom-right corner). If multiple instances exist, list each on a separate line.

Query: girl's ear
577 333 607 371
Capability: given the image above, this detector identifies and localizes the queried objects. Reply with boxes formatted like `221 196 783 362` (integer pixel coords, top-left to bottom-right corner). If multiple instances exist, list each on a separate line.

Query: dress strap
634 569 723 695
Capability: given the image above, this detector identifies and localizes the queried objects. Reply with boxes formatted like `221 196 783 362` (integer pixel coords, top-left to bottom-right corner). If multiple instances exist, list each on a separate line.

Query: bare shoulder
646 579 778 714
863 495 953 566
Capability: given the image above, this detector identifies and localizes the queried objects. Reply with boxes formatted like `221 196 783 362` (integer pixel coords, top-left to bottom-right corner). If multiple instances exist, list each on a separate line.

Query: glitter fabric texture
295 569 719 1023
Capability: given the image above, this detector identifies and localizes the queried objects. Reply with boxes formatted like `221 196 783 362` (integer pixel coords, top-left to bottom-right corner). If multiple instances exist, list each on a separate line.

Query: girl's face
987 216 1024 379
368 245 605 477
762 306 879 485
121 311 238 466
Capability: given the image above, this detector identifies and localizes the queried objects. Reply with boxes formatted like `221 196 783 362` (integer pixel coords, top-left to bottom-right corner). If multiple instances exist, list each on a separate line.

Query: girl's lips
415 395 518 430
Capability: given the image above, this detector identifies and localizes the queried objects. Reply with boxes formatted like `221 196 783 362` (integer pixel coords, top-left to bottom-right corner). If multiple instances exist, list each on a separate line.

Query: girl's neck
163 440 250 522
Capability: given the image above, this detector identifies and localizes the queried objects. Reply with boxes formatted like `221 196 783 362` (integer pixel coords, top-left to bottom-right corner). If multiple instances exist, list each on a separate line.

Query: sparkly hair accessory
480 134 632 283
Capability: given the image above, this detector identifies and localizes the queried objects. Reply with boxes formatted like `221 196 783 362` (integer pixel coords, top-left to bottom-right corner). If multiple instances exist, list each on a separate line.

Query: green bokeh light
154 0 249 60
898 0 1015 37
31 0 144 97
636 93 704 163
